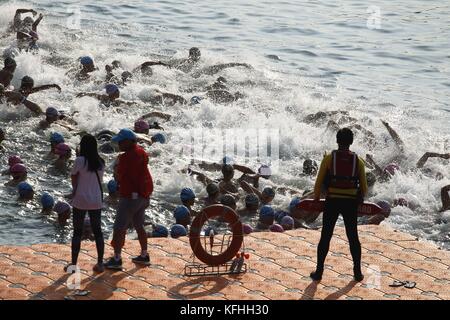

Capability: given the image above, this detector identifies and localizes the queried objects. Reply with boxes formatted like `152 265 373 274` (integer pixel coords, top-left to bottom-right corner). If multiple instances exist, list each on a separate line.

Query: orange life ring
189 204 243 266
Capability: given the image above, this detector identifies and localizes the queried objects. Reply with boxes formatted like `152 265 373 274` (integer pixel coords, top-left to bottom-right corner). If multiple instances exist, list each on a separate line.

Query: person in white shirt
65 134 105 273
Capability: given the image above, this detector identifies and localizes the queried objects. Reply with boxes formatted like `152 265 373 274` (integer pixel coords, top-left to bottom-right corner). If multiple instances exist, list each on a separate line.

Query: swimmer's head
80 56 95 71
206 183 220 197
189 47 201 62
242 223 253 235
105 84 120 99
4 57 17 71
170 224 187 238
134 119 150 134
54 143 71 159
383 163 400 177
173 205 191 227
376 200 391 218
269 223 284 233
190 96 203 105
280 215 294 230
261 187 275 204
50 132 64 148
222 155 234 165
121 71 132 83
180 187 196 206
23 17 34 25
8 155 23 168
107 179 118 196
221 164 234 181
10 163 27 180
152 224 169 238
18 182 34 200
40 192 55 210
105 64 113 73
54 201 71 226
151 133 167 144
366 171 377 187
111 60 121 69
259 205 275 225
245 193 259 210
217 76 227 84
45 107 59 122
220 194 237 211
274 210 289 223
303 159 318 176
336 127 354 147
258 165 272 179
20 76 34 91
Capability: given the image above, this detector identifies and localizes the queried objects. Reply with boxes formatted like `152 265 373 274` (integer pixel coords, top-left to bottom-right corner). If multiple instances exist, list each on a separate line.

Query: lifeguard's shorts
114 197 149 231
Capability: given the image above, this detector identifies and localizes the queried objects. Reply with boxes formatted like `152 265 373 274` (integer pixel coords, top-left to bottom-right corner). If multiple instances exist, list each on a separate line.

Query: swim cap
105 84 119 95
18 182 33 197
173 205 190 220
180 188 196 202
107 180 118 194
206 183 219 196
393 198 408 207
50 132 64 144
259 205 275 218
54 143 71 156
10 163 27 174
269 224 284 233
190 96 203 105
40 192 55 209
80 56 94 65
121 71 132 81
376 200 391 216
289 197 301 213
217 76 227 84
45 107 59 117
274 210 289 223
262 187 275 198
4 57 16 68
170 224 187 238
54 201 71 215
242 223 253 235
134 119 150 133
245 193 259 207
8 155 23 168
220 194 236 208
152 224 169 238
189 47 201 58
366 171 377 187
222 156 234 165
280 216 294 230
383 163 400 176
21 76 34 87
258 165 272 178
152 133 167 144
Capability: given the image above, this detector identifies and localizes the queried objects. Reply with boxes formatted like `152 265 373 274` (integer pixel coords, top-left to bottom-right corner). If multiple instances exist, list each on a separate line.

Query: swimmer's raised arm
416 152 450 168
381 120 405 153
200 63 252 76
140 61 170 69
365 154 383 177
28 84 61 95
32 13 43 31
239 180 262 198
233 164 256 175
5 92 43 115
181 168 213 186
139 111 172 121
76 92 103 99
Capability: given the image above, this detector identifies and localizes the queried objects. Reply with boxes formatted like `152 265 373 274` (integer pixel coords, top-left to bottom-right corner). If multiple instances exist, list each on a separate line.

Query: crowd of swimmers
0 8 449 275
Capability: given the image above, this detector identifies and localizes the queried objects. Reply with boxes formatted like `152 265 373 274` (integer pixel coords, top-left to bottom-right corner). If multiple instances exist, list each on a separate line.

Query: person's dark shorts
113 197 149 231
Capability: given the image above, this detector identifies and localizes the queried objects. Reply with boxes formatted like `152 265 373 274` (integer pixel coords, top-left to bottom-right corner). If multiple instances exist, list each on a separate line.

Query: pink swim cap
242 223 253 235
10 163 27 174
383 163 400 176
54 143 71 156
134 119 150 133
269 224 284 233
8 155 23 168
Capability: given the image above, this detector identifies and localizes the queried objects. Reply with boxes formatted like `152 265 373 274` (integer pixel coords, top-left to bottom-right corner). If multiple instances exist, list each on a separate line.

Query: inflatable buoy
189 204 243 266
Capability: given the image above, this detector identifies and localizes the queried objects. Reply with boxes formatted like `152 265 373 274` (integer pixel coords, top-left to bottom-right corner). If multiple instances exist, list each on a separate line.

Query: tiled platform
0 225 449 300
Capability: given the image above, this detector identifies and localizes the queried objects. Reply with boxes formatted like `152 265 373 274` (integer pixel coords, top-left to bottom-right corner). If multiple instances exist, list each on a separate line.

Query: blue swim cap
259 205 275 217
50 132 65 144
80 56 94 65
40 192 55 209
152 132 167 144
275 210 289 223
180 188 196 202
107 180 118 194
171 224 187 238
173 205 190 220
245 193 259 207
54 201 71 215
190 96 203 104
152 224 169 238
222 156 234 165
105 84 119 95
289 197 301 213
18 182 33 197
262 187 275 198
45 107 58 117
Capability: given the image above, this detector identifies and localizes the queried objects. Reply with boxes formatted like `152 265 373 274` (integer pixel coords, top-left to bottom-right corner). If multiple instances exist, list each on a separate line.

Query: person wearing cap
219 194 237 211
168 47 202 73
170 224 187 238
173 205 191 228
302 159 319 176
2 155 23 176
256 205 275 230
54 201 71 227
74 56 97 81
8 9 38 33
67 134 105 273
17 181 34 201
237 193 260 217
0 57 17 88
202 183 220 207
47 132 65 156
148 224 169 238
180 187 199 217
5 163 28 187
18 75 61 97
54 143 72 173
38 107 77 130
218 164 240 197
104 179 119 207
40 192 55 214
0 81 43 115
76 83 137 108
104 128 154 269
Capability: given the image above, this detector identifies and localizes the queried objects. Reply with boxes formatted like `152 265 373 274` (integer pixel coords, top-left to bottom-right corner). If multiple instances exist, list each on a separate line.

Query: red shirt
116 145 153 199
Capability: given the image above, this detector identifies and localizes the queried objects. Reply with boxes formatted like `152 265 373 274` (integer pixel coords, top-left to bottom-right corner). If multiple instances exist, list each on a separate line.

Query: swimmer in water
76 83 138 107
0 84 43 114
74 56 98 81
180 187 199 217
38 107 77 131
40 192 55 214
17 182 34 201
202 183 221 207
236 193 260 217
142 87 187 106
0 57 17 88
440 185 450 212
18 76 61 97
54 201 71 227
5 163 28 187
48 132 65 157
53 143 72 173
